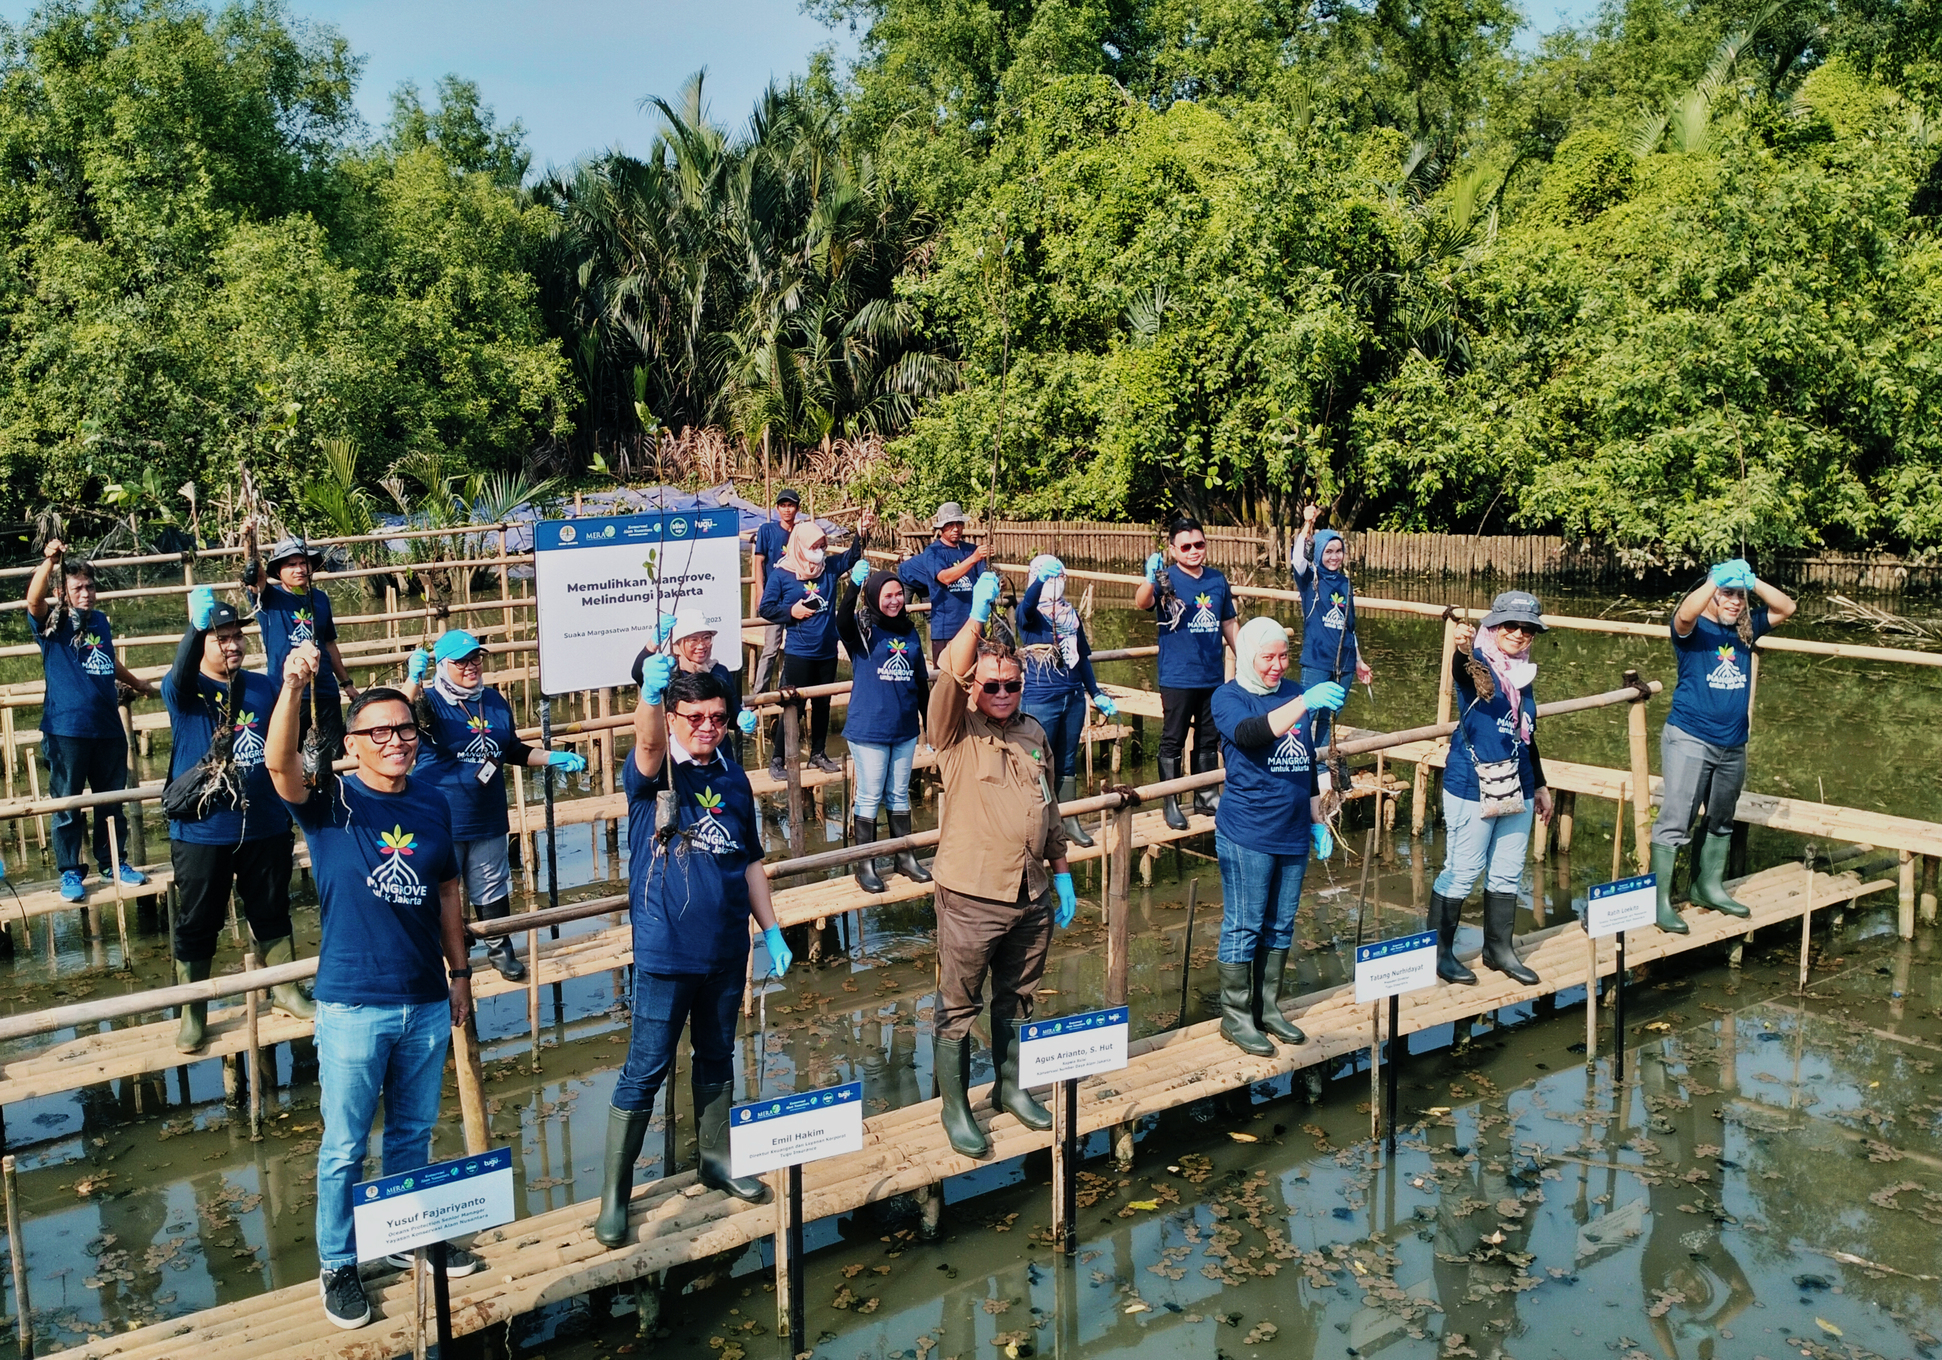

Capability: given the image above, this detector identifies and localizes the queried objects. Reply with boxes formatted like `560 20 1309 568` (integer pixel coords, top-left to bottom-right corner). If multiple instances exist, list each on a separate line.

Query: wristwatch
448 967 473 980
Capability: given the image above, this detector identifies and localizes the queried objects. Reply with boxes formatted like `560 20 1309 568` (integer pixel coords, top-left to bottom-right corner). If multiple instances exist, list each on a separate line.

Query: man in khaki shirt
926 574 1079 1158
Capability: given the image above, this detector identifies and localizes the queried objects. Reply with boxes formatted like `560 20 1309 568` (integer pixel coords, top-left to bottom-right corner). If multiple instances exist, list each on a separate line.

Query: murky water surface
0 572 1935 1358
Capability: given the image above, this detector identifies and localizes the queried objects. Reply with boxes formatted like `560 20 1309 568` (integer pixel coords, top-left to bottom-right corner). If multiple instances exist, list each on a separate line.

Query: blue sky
0 0 1600 172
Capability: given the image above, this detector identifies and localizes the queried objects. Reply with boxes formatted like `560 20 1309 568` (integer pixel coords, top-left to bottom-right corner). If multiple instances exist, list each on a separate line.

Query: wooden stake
1369 1002 1381 1145
1611 782 1626 885
1105 802 1132 1006
243 950 263 1142
105 816 130 970
1623 671 1651 875
783 706 804 856
452 1012 490 1156
4 1153 30 1360
1898 850 1915 941
1584 930 1598 1062
1921 855 1938 927
1799 848 1815 994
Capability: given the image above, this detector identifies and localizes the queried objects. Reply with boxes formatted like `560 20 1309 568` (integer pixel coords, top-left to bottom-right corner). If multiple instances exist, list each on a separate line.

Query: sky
0 0 1600 173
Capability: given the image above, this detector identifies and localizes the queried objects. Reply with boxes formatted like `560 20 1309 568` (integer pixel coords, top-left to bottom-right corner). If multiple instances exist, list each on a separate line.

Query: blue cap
433 629 485 662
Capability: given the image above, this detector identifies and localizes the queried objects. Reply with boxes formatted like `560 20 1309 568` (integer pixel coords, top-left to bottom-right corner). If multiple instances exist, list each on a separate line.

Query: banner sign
352 1147 516 1262
1354 931 1439 1004
729 1081 865 1178
1586 875 1657 937
1018 1006 1130 1087
533 511 742 696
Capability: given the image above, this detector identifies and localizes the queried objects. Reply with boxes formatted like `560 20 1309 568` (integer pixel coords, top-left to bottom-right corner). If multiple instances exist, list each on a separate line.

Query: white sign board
1586 874 1657 937
533 510 743 696
1018 1006 1130 1087
1354 931 1439 1004
352 1147 516 1263
729 1081 864 1178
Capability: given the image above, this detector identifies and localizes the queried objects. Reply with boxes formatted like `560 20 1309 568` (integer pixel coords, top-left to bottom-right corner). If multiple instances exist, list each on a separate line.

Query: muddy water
0 574 1935 1358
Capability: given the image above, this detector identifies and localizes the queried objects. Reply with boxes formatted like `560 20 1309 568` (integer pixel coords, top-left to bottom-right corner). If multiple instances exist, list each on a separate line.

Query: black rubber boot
852 815 886 894
696 1082 772 1203
1157 755 1188 831
475 898 527 981
1218 961 1274 1056
990 1019 1052 1129
1690 832 1751 917
1431 892 1478 984
1651 843 1689 933
175 959 212 1053
933 1036 989 1158
593 1104 654 1247
887 809 931 883
1254 949 1307 1045
1058 777 1094 848
1191 751 1221 816
1480 890 1539 985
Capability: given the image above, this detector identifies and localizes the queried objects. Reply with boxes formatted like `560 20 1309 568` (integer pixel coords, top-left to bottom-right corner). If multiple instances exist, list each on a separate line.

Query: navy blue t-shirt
1210 681 1320 854
255 582 339 699
1444 665 1540 801
162 668 290 844
1666 607 1770 748
1154 565 1235 688
36 610 121 737
841 626 923 745
899 541 985 651
1016 579 1099 703
759 546 863 660
287 774 459 1005
413 687 528 841
754 519 795 572
1295 544 1359 675
625 746 759 975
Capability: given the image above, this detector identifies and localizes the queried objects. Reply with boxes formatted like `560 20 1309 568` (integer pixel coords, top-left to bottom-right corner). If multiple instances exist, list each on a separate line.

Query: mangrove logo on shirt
1188 592 1218 632
289 608 316 644
1322 592 1347 631
687 787 740 854
1707 644 1747 691
231 712 265 767
878 637 915 682
458 713 500 763
368 825 428 906
799 583 824 612
79 631 114 676
1269 730 1311 774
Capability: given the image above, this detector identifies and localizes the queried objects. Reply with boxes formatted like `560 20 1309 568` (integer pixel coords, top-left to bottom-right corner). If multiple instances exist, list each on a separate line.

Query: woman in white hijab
1205 615 1344 1055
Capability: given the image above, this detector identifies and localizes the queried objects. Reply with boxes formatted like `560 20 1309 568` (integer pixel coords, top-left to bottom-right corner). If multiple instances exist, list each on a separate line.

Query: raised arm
834 567 867 659
1671 576 1714 638
1752 575 1796 626
24 540 58 625
266 640 322 803
935 542 985 587
631 653 675 779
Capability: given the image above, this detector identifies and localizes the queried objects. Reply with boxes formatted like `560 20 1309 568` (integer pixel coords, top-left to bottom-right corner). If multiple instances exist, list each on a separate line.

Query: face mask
804 548 826 566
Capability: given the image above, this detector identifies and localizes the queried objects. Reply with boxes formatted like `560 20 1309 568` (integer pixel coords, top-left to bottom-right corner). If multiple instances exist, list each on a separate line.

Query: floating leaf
1815 1318 1843 1337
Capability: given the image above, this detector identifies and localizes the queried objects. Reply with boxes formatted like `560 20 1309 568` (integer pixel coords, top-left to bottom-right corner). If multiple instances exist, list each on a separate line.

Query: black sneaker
385 1244 483 1277
808 753 842 775
768 753 786 781
320 1264 371 1330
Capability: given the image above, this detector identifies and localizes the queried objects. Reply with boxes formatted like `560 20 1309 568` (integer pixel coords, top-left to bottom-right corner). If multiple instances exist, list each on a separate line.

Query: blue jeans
1215 832 1308 963
1299 665 1342 752
1434 793 1534 898
611 967 744 1112
850 736 918 820
1022 691 1086 781
44 732 129 873
314 999 451 1270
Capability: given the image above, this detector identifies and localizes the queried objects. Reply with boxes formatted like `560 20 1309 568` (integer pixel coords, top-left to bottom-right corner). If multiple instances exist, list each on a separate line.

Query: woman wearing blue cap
1430 592 1553 987
404 629 585 979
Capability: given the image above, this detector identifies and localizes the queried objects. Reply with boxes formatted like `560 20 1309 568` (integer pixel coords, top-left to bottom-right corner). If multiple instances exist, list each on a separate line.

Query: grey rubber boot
1690 833 1751 917
933 1036 989 1158
1254 949 1307 1044
1217 961 1274 1056
852 815 886 894
175 959 212 1053
1191 751 1221 815
1651 843 1689 933
1157 755 1188 831
696 1082 772 1203
990 1019 1052 1129
1058 776 1094 848
1431 892 1478 984
887 809 931 883
593 1104 655 1247
1480 890 1539 985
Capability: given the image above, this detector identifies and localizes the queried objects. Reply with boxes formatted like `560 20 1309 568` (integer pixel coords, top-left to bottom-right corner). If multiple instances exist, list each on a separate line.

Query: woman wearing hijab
1291 504 1374 757
1431 591 1554 988
836 563 932 893
757 515 872 779
1207 617 1344 1054
1015 555 1119 849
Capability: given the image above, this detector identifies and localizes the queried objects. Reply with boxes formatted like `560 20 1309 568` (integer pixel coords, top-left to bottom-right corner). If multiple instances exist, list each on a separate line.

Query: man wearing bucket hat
899 502 989 663
244 531 359 761
749 489 802 697
632 612 752 760
404 629 586 980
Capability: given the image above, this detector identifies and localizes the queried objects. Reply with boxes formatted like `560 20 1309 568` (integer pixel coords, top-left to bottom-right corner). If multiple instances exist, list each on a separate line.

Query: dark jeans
1158 685 1218 763
611 966 744 1112
934 882 1053 1041
1022 690 1086 781
170 832 295 962
771 653 838 758
1300 664 1342 751
44 731 129 873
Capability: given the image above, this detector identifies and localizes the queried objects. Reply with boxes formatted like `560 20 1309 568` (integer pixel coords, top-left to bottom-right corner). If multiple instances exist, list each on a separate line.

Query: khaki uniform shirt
926 655 1068 902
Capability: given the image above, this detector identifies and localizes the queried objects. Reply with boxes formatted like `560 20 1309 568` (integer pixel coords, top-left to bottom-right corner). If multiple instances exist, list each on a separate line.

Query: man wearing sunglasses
924 574 1079 1160
1135 516 1239 831
267 642 477 1331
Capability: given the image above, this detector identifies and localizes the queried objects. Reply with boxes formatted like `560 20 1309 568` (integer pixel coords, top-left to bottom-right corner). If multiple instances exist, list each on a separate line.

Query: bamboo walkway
34 858 1889 1360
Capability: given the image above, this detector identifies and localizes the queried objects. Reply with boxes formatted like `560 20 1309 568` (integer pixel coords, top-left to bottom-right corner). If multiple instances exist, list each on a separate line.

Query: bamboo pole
243 950 263 1142
452 1014 490 1156
1623 672 1652 876
1922 855 1938 927
105 816 130 968
1898 850 1916 941
4 1154 29 1360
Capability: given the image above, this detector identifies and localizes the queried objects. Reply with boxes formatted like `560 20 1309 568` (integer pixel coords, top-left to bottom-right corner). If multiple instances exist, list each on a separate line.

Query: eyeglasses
446 653 485 670
672 709 729 729
1176 540 1207 552
348 724 420 746
979 679 1023 695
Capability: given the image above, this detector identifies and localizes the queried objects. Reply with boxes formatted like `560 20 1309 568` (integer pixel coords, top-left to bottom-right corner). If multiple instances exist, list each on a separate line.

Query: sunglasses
1497 622 1538 637
979 679 1023 695
673 709 729 729
348 724 420 746
1175 539 1207 551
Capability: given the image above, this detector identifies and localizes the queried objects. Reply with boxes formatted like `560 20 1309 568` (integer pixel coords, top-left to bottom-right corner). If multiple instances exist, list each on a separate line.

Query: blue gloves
1311 823 1334 860
407 648 431 683
850 560 871 588
1092 693 1119 720
654 615 678 643
640 652 677 705
1144 552 1163 584
1033 557 1065 583
1302 681 1347 712
1710 559 1757 590
547 751 586 773
970 573 1002 623
763 924 793 979
188 586 218 630
1053 872 1077 928
737 709 758 736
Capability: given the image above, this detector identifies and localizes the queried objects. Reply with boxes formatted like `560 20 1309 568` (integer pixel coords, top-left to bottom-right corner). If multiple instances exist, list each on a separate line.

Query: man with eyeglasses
1134 515 1239 831
267 643 479 1331
403 629 586 981
923 574 1079 1160
594 661 790 1248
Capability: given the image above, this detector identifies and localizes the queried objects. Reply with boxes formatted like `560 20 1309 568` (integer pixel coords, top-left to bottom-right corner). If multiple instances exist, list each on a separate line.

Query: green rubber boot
1217 961 1274 1056
175 959 212 1053
990 1020 1052 1129
1690 832 1751 917
254 935 317 1019
1651 844 1689 934
1254 949 1307 1045
593 1104 655 1248
933 1036 989 1158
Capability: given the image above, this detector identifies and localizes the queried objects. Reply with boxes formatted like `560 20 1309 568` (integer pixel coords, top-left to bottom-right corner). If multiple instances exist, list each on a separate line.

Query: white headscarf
1030 555 1081 668
1235 616 1289 696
